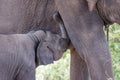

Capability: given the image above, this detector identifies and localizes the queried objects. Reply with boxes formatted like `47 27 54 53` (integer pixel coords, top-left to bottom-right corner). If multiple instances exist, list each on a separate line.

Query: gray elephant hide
0 29 69 80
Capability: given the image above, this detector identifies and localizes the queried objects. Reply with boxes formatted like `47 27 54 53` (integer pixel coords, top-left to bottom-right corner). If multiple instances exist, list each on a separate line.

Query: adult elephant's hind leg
70 47 89 80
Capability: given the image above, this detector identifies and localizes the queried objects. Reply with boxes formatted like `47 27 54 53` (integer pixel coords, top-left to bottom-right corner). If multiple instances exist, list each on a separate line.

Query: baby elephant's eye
47 46 54 53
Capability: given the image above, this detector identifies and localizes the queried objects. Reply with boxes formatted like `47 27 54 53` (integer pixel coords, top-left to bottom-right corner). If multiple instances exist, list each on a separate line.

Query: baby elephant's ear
36 42 54 67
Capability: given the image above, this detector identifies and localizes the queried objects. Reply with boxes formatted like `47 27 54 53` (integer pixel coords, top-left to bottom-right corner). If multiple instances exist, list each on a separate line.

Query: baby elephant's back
0 35 18 54
0 35 21 80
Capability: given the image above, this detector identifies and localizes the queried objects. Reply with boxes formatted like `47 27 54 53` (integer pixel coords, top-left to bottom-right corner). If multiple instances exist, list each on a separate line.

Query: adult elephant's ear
87 0 98 11
35 42 54 67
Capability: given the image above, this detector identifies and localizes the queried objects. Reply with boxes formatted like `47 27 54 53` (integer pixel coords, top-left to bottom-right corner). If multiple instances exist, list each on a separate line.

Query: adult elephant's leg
55 0 114 80
70 47 89 80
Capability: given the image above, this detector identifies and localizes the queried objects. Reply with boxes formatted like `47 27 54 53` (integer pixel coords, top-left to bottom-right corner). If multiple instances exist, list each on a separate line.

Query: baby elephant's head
36 27 69 66
36 12 69 66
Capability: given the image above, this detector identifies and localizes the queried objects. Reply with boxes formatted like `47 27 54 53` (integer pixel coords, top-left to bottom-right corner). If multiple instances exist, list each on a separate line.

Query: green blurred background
36 24 120 80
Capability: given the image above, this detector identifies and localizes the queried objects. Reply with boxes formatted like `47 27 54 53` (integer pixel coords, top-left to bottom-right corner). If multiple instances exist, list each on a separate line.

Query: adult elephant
0 0 116 80
55 0 115 80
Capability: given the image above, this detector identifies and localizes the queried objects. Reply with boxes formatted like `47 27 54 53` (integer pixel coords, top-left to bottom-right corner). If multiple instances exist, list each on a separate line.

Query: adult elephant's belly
0 0 37 34
0 0 58 34
0 16 32 34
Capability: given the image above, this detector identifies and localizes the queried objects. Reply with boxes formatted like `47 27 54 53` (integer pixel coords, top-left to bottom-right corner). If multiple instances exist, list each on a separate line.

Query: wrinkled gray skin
0 22 68 80
0 0 119 80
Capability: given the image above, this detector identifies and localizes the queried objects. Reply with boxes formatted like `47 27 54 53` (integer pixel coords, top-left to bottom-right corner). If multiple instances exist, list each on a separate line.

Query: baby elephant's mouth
47 46 62 61
53 51 62 61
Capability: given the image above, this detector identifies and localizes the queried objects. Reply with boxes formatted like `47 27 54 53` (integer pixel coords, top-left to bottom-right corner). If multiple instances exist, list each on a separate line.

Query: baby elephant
0 13 69 80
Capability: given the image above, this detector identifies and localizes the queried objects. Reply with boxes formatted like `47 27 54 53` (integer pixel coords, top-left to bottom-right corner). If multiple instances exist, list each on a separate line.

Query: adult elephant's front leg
55 0 114 80
70 46 89 80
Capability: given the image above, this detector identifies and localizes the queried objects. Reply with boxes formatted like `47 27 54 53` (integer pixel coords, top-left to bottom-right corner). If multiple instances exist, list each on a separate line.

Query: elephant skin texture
0 0 118 80
0 27 68 80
